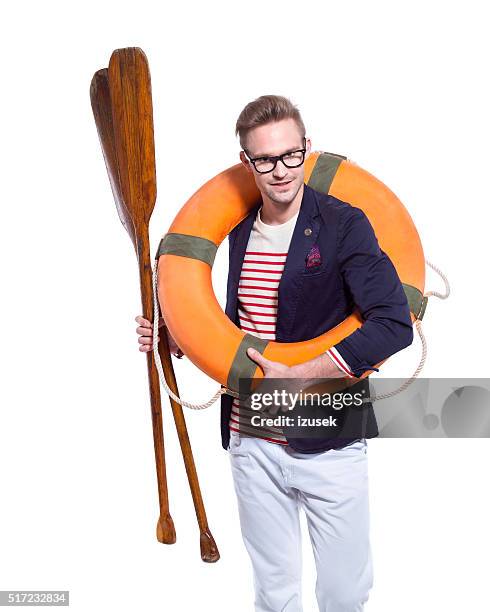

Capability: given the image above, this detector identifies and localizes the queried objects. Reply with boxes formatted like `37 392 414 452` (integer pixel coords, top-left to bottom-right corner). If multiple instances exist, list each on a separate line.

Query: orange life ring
156 152 426 394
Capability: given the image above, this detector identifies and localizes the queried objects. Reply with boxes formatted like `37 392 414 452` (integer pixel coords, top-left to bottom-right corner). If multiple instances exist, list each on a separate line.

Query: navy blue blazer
220 183 414 452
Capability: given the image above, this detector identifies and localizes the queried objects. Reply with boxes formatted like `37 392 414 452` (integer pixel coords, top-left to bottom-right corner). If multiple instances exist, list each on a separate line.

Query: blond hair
235 95 306 150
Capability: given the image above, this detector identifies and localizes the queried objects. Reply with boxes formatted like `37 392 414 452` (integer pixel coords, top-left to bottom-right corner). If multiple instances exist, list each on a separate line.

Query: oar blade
108 47 157 228
90 68 137 249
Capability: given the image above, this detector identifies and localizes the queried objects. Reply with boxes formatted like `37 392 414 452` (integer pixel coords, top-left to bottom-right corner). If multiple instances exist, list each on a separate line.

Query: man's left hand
246 348 298 379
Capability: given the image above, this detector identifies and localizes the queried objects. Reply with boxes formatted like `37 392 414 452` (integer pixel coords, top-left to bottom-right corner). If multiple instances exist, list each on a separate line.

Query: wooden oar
90 50 219 561
91 48 175 544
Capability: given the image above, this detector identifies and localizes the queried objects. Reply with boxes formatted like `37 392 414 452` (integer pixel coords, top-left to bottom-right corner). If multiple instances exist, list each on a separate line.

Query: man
136 95 413 611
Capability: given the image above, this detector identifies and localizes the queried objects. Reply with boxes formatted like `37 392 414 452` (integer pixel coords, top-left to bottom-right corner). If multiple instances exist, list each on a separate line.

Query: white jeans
228 431 373 612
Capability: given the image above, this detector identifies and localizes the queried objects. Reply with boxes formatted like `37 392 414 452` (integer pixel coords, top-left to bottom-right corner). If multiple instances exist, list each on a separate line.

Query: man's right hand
135 315 184 358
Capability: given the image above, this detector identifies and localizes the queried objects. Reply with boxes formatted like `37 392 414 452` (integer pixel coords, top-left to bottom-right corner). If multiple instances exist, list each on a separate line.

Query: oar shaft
157 334 220 562
137 230 175 544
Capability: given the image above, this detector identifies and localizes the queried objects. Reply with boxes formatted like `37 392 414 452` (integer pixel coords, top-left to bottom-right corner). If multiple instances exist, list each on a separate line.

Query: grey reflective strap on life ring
307 152 346 194
155 232 218 267
227 334 269 395
402 283 428 320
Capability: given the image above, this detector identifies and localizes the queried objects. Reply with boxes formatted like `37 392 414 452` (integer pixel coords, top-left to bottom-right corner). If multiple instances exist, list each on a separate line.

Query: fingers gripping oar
90 49 219 561
91 48 175 545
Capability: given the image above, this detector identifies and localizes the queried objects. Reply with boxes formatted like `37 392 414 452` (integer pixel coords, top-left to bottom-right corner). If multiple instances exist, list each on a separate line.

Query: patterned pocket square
306 244 322 269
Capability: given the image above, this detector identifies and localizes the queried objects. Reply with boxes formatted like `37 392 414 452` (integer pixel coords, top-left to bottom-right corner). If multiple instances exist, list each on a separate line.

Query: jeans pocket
228 432 247 455
228 430 241 451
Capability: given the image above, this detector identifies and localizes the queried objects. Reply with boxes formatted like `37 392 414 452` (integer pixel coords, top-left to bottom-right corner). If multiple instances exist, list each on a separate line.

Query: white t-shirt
229 207 297 444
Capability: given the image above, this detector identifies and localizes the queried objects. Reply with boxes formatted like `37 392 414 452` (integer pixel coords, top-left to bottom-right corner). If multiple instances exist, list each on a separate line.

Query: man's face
240 118 311 206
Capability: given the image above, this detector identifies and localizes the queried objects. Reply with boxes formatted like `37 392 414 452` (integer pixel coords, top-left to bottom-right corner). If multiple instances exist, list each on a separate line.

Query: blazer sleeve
331 205 414 377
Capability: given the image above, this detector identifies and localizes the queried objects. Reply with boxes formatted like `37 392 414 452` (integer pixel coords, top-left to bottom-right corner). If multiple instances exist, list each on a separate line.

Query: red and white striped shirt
229 206 354 445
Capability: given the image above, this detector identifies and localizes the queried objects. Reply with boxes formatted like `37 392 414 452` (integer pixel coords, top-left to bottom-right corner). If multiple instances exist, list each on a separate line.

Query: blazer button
304 228 312 236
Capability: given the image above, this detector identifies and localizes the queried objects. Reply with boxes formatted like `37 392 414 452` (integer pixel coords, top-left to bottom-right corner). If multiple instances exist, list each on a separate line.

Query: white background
1 1 489 610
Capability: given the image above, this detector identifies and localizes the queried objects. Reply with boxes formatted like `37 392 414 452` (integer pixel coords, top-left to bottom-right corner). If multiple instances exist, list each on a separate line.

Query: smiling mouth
271 180 292 186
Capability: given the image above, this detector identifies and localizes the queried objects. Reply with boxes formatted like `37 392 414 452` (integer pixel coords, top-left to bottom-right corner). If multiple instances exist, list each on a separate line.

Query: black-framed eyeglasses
243 138 307 174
